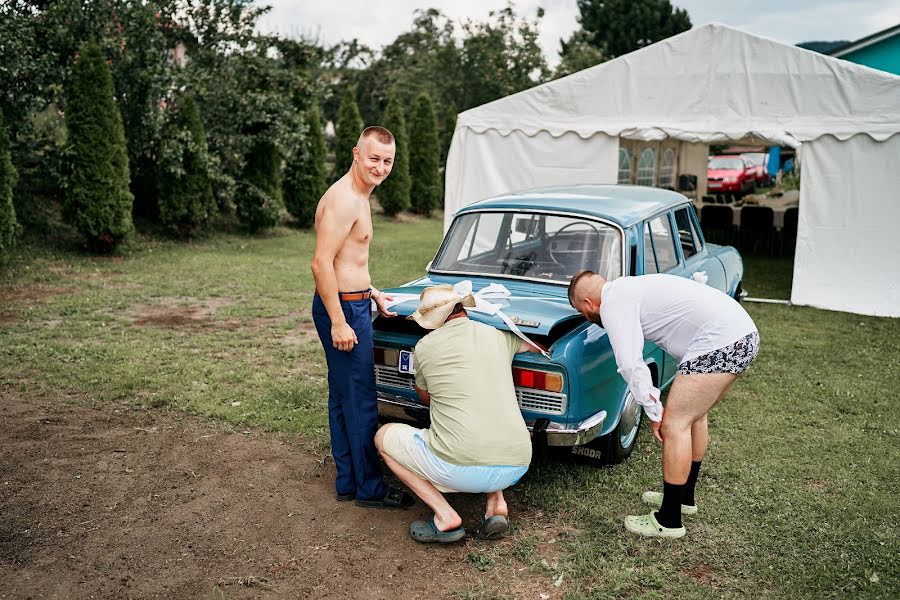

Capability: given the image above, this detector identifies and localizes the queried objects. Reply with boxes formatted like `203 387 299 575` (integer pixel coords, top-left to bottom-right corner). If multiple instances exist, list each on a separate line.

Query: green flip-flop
474 515 509 540
642 491 698 515
409 519 466 543
623 511 686 539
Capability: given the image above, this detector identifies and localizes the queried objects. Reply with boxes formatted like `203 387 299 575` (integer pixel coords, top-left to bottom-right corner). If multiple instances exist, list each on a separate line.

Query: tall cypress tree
237 135 282 232
408 93 441 216
377 93 410 217
284 103 327 228
0 109 19 259
333 88 363 180
64 42 133 253
158 93 215 238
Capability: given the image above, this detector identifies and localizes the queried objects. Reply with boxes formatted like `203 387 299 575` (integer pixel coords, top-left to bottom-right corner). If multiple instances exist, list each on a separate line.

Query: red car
741 152 771 186
707 155 757 195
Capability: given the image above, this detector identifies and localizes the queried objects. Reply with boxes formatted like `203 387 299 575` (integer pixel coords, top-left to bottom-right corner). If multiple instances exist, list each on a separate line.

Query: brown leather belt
338 290 372 301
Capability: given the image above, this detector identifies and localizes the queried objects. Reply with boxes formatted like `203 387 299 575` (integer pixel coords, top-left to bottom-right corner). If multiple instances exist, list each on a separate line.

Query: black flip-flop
474 515 509 540
409 519 466 543
355 486 415 509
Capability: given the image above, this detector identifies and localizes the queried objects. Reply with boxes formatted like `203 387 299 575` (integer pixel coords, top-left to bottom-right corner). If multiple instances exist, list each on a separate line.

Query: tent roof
456 23 900 146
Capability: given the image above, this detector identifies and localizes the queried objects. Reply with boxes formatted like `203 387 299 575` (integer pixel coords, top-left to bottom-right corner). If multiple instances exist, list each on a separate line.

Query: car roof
457 184 690 228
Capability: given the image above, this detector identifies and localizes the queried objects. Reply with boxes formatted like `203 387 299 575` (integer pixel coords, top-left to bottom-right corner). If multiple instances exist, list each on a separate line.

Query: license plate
708 182 721 189
398 350 415 374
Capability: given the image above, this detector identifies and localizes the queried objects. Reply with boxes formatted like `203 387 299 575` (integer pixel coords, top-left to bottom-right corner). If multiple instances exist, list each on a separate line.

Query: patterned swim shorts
677 331 760 375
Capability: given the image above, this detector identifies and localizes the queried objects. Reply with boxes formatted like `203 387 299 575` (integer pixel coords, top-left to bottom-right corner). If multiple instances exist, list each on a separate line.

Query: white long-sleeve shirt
599 274 758 422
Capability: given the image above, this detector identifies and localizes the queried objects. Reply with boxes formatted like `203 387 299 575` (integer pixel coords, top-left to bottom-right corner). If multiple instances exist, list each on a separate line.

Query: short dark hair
568 269 596 307
361 126 394 145
450 303 465 316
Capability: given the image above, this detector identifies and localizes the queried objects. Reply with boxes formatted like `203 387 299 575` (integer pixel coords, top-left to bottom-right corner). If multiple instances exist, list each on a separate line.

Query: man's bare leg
661 373 737 483
485 491 508 519
691 414 709 462
374 426 462 531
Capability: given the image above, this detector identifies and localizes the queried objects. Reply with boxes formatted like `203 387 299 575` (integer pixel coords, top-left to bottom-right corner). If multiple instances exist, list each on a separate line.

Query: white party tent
444 23 900 317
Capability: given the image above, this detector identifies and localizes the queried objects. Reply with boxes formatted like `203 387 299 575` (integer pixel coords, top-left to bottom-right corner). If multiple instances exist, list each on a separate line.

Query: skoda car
373 185 744 464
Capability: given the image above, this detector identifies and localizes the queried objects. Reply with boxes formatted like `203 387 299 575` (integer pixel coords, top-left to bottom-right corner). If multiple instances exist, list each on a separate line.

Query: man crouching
374 284 543 543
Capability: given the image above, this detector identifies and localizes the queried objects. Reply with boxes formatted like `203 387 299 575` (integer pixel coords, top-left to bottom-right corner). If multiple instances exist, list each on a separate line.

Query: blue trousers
312 293 387 501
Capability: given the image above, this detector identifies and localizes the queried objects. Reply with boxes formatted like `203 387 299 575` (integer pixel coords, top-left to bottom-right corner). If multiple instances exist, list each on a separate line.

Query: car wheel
570 390 643 466
734 280 744 302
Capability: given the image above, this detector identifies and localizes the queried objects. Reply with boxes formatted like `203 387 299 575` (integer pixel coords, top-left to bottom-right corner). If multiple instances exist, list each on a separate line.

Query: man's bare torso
314 174 373 292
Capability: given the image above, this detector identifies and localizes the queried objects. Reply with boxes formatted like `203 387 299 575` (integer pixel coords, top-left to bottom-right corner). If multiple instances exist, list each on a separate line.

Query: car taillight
373 347 399 367
512 367 563 393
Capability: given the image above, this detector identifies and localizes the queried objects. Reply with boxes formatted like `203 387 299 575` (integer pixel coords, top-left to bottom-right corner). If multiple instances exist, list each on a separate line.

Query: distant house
828 23 900 76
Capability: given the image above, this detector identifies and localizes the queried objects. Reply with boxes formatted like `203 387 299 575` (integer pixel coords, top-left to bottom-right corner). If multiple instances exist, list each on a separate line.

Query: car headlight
724 177 738 183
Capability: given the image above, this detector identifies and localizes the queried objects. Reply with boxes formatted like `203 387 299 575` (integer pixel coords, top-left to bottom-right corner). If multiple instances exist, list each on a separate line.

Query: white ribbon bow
376 281 550 358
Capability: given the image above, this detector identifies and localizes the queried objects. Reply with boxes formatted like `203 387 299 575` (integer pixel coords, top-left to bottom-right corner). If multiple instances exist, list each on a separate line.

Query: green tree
408 93 440 216
377 93 410 217
333 87 364 180
0 109 19 259
555 30 607 78
64 42 133 253
441 101 458 169
237 137 282 232
459 6 549 110
574 0 691 59
158 92 215 238
284 103 327 228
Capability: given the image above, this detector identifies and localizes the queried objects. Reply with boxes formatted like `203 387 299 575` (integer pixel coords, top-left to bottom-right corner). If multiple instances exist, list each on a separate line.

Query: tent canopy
444 24 900 317
455 23 900 146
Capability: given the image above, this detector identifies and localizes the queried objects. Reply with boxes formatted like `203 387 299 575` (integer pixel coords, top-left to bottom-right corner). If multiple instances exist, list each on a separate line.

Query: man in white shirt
568 271 759 539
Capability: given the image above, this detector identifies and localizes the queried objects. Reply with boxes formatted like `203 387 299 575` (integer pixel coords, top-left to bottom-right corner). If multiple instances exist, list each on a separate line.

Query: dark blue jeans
312 293 387 501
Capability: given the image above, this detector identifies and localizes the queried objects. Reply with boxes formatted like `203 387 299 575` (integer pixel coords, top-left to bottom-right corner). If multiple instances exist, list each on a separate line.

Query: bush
158 93 215 238
377 93 410 216
333 88 363 180
64 42 133 253
236 138 282 231
284 103 327 228
0 109 20 258
409 93 441 216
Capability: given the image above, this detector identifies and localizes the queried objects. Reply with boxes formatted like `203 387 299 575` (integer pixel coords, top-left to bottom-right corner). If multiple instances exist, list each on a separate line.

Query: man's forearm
311 261 346 325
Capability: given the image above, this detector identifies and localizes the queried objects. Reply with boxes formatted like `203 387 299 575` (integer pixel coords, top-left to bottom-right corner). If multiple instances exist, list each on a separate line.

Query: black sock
683 460 702 506
655 481 685 528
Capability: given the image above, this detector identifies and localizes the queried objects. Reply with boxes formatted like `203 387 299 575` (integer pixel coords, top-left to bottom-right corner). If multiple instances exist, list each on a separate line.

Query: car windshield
708 157 744 170
431 211 623 284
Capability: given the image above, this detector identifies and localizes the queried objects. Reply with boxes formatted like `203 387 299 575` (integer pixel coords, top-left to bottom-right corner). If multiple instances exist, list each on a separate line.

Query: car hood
381 274 582 337
708 168 743 177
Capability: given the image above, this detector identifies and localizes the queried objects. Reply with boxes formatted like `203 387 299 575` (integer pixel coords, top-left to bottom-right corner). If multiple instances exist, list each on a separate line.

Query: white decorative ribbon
375 281 550 358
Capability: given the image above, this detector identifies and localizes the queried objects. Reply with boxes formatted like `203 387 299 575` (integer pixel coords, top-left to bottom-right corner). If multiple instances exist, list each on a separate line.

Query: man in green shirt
374 284 543 543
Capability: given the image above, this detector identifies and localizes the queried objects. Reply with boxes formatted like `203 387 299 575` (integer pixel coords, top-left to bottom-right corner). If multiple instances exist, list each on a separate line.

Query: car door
670 205 727 293
642 212 681 385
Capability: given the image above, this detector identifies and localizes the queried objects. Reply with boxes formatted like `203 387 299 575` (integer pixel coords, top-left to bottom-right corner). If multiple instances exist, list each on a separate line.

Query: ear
581 295 597 314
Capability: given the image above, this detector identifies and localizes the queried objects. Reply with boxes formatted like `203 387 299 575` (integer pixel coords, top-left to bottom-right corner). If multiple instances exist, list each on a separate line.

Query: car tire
570 390 643 466
734 280 744 302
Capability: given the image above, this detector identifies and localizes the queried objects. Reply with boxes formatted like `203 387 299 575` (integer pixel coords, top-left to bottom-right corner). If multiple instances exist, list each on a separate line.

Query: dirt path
0 389 560 599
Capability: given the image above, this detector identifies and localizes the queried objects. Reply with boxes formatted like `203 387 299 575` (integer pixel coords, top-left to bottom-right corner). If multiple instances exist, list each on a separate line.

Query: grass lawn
2 218 898 598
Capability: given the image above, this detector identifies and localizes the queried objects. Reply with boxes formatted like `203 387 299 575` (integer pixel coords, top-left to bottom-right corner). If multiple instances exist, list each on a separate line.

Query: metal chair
780 207 798 256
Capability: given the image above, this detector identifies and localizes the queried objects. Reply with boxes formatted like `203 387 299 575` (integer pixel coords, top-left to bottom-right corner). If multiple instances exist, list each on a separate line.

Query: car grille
516 388 566 415
376 365 567 416
375 365 415 390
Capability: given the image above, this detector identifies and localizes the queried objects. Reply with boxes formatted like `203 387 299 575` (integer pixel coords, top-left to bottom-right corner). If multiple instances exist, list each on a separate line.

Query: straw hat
408 284 476 330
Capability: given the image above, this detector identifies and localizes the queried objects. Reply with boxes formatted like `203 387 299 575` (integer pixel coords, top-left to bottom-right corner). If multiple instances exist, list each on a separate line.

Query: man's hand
331 321 358 352
651 407 665 443
374 293 397 318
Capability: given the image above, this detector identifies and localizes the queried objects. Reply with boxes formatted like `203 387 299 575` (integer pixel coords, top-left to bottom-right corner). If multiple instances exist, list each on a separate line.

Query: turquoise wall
840 34 900 76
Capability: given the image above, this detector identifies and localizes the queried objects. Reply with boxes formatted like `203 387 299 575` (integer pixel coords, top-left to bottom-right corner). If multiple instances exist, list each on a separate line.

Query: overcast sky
258 0 900 66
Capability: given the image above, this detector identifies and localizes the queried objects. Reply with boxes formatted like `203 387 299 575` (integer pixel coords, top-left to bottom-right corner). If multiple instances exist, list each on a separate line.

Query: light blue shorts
381 423 529 494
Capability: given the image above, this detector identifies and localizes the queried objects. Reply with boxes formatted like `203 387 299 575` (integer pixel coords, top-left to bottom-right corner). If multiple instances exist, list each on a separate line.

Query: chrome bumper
377 393 606 447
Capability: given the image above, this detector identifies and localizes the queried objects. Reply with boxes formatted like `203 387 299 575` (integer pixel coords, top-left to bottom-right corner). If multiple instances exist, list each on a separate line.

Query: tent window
618 148 632 184
658 148 677 189
636 148 656 186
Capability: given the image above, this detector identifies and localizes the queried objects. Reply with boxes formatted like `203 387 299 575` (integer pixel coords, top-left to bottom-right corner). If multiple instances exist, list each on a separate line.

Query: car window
643 222 658 274
673 207 699 259
708 157 743 170
433 211 623 283
648 214 678 271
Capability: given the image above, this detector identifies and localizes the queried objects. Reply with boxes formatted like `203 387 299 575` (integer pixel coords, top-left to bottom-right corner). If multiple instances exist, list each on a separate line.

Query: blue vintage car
373 184 744 464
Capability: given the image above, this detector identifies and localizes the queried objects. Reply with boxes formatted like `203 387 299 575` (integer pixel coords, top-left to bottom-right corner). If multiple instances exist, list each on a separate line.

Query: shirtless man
310 126 415 510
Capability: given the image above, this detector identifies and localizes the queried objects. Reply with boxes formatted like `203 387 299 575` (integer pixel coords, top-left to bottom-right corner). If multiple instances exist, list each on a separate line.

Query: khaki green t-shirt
413 318 531 467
